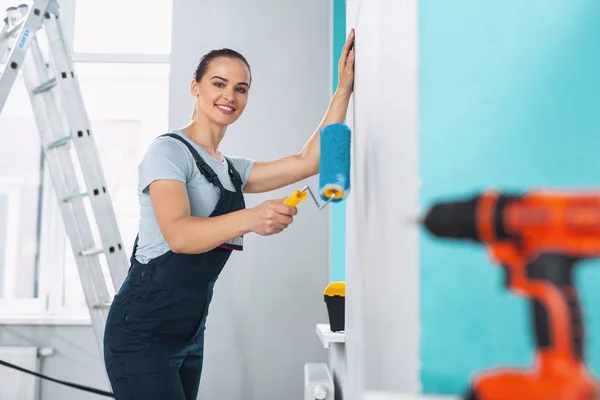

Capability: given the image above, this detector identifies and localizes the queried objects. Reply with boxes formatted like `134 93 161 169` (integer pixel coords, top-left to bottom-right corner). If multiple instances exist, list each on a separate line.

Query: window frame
0 0 171 324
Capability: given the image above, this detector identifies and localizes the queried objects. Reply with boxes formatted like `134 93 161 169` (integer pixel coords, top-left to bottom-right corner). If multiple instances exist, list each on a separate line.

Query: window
0 86 44 307
0 0 172 321
73 0 173 55
1 0 54 315
0 15 44 303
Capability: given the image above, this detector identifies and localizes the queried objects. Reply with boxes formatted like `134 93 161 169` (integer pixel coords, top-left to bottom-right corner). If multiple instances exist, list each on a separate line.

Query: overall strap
224 157 243 192
159 133 222 188
130 233 140 264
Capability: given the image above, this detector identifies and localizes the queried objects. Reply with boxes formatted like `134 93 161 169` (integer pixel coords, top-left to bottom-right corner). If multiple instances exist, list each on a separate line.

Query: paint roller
284 123 351 209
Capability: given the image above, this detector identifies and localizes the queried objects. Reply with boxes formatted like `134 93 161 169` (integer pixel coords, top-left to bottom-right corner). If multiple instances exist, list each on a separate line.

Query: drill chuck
423 193 519 242
423 196 479 241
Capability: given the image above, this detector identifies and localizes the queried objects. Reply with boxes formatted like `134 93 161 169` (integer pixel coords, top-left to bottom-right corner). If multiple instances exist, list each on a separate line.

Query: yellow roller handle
284 188 307 207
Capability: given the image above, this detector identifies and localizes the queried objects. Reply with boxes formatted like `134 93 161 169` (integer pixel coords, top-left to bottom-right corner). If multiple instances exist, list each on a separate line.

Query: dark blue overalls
103 133 245 400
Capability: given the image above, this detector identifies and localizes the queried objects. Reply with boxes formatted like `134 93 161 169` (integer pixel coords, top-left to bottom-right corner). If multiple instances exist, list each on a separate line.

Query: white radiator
0 346 39 400
363 392 460 400
304 363 335 400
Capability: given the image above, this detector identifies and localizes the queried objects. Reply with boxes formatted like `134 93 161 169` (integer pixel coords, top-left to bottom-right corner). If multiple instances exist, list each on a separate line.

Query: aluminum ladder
0 0 129 352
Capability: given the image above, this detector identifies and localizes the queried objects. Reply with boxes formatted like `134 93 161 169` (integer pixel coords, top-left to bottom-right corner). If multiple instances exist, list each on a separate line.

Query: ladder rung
47 134 71 148
63 192 88 202
32 77 56 93
80 244 122 256
92 302 112 309
80 247 102 256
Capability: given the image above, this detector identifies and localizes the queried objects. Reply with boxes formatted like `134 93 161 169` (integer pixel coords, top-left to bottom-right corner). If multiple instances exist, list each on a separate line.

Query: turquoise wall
330 0 346 282
419 0 600 395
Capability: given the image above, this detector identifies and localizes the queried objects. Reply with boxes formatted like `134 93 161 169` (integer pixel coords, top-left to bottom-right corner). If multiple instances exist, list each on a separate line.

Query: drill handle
526 253 583 361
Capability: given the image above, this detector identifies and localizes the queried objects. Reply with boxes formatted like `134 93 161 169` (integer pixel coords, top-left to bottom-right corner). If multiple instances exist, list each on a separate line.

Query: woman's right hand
246 199 297 236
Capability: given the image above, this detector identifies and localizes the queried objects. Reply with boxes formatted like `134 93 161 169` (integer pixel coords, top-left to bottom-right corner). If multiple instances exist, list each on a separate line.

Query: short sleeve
227 156 256 188
138 137 193 194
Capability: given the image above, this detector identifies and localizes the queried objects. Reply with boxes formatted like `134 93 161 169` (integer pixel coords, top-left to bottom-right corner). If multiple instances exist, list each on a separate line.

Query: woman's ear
190 79 199 96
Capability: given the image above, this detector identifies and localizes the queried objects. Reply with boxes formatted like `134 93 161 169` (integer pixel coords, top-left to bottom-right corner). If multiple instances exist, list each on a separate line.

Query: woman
103 29 355 400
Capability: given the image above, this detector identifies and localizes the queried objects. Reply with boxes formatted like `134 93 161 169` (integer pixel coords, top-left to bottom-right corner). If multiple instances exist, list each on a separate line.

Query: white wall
345 0 421 398
169 0 333 399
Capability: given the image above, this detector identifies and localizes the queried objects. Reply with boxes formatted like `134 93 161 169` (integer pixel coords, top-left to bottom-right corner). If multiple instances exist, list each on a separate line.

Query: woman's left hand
337 28 355 96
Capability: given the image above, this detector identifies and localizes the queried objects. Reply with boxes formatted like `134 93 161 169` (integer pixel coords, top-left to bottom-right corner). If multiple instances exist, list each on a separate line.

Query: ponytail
191 104 197 120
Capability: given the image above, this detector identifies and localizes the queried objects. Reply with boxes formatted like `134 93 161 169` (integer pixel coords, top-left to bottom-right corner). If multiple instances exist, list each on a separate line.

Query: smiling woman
103 32 355 400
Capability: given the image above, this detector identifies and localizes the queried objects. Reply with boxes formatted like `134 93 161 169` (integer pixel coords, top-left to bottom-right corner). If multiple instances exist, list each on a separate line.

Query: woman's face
192 57 251 126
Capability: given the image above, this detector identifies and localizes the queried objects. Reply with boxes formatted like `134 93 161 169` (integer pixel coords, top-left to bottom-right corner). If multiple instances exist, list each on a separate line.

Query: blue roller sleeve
319 123 352 202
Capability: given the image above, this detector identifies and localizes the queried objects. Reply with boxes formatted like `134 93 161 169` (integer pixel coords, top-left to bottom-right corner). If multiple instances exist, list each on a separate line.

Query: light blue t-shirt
134 130 255 263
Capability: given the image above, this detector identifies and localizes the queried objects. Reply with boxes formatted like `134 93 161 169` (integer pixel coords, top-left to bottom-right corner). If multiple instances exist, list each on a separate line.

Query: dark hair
193 48 252 83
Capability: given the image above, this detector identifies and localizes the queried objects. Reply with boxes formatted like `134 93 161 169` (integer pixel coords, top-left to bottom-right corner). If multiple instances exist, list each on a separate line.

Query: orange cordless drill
422 190 600 400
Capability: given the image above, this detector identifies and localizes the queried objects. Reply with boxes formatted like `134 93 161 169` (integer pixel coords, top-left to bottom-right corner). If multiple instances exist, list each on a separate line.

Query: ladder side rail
43 10 129 289
21 57 109 346
0 0 49 114
19 9 106 302
18 21 109 348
